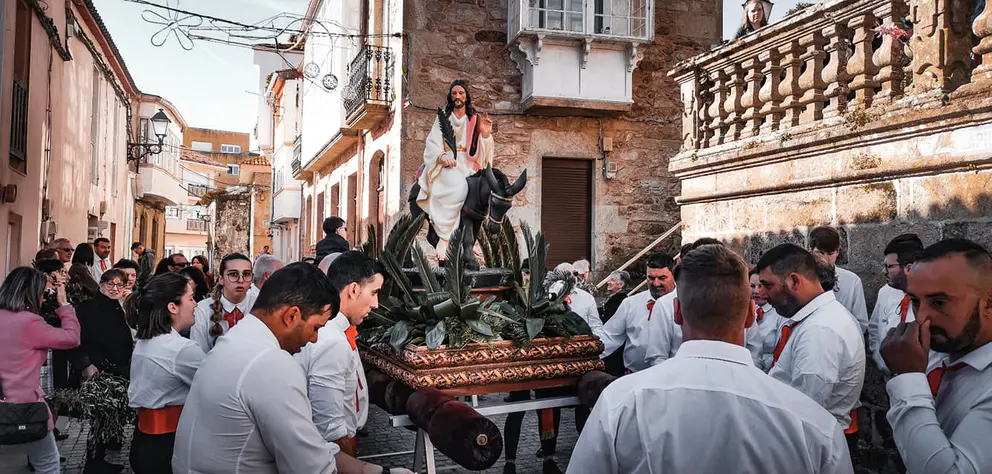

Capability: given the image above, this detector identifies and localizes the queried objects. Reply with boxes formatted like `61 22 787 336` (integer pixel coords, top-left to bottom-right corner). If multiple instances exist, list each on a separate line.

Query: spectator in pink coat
0 266 81 474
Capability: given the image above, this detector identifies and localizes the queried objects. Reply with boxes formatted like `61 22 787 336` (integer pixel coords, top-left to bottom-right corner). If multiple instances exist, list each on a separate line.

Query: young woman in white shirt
125 272 204 474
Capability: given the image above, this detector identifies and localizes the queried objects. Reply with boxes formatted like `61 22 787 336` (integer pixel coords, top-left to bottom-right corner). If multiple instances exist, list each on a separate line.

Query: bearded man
416 80 495 257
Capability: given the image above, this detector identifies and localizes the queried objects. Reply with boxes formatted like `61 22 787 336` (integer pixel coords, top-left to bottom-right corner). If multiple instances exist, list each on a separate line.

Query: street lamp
127 108 172 162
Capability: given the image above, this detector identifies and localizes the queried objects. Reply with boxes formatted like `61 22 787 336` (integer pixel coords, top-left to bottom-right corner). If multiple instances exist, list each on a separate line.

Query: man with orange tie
90 237 114 282
881 239 992 474
868 234 924 376
296 251 384 457
758 244 866 453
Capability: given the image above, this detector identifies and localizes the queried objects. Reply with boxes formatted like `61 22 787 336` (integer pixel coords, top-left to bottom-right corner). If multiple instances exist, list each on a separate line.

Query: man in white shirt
296 251 383 458
191 253 257 352
173 262 409 474
868 234 924 376
91 237 113 282
810 226 869 333
569 244 853 474
746 268 786 372
598 252 679 372
758 243 866 450
881 238 992 474
249 254 284 297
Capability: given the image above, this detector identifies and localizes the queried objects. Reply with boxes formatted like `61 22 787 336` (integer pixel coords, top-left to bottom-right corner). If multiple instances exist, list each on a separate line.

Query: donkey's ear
485 166 503 195
507 170 527 196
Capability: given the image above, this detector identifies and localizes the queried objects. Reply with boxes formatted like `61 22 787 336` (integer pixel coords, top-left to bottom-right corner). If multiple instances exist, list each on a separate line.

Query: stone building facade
295 0 722 277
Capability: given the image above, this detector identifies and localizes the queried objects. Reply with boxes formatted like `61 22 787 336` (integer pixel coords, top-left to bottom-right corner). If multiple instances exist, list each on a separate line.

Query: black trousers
129 428 176 474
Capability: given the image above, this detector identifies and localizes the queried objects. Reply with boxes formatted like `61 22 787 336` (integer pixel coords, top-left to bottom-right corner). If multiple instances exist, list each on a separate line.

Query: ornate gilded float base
360 336 605 390
362 336 603 370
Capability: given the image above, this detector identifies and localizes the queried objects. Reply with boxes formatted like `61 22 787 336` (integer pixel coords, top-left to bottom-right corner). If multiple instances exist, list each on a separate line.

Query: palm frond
500 220 522 285
479 225 498 268
380 249 417 304
383 213 426 262
411 243 442 293
361 224 380 261
444 226 465 302
437 107 458 160
527 231 548 313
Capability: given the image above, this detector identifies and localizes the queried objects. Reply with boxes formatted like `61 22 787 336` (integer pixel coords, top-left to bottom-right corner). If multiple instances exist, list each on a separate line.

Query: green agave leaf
389 320 411 351
459 299 482 320
525 317 545 340
426 321 446 349
465 318 494 337
431 298 460 320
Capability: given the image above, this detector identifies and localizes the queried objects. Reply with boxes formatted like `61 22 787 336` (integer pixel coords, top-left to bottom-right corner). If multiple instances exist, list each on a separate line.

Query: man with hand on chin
881 239 992 473
297 251 385 458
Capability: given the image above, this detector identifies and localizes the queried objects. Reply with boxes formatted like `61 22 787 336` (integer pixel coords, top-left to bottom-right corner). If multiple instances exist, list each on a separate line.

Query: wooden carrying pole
595 221 682 289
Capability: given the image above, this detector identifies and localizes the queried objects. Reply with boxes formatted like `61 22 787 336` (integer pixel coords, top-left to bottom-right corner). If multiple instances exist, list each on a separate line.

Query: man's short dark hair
647 253 675 271
676 245 751 334
131 242 144 251
113 259 140 271
254 262 340 319
755 243 819 281
34 249 58 263
688 238 723 252
94 237 110 246
884 235 924 267
679 243 693 258
35 259 64 274
809 226 841 254
323 217 346 235
916 239 991 271
326 251 385 292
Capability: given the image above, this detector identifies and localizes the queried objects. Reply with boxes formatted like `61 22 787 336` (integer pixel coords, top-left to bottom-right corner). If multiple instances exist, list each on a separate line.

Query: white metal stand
389 395 580 474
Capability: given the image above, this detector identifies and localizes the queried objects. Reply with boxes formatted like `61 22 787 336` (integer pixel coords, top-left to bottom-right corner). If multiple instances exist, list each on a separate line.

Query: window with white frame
593 0 649 37
220 144 241 154
165 206 182 219
528 0 584 33
227 164 240 176
191 141 213 152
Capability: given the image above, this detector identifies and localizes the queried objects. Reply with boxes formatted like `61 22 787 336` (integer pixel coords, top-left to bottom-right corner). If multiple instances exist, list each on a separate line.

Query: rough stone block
764 189 833 231
744 229 807 264
941 220 992 249
905 171 992 222
836 182 898 224
844 222 942 278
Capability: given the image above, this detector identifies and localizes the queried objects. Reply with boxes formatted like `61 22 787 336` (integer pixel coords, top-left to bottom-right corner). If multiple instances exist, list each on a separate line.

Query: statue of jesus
416 79 495 257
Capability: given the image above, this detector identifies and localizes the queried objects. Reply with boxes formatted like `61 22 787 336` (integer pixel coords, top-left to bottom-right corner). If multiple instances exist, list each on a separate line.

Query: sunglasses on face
172 262 189 268
59 248 74 253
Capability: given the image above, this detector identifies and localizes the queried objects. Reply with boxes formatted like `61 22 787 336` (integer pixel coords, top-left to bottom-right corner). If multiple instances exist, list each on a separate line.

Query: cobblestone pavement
0 393 579 474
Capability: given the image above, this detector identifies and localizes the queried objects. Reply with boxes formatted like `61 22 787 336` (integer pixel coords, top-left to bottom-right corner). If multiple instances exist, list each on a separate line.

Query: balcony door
541 158 592 267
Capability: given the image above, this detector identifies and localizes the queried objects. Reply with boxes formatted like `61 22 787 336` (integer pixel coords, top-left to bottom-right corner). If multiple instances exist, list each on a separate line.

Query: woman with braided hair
189 253 256 353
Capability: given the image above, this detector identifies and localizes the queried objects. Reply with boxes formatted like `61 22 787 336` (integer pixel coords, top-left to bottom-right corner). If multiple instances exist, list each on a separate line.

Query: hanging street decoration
141 0 201 51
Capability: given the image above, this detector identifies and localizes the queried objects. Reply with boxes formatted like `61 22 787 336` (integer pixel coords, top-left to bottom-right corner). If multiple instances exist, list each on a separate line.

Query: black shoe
503 463 517 474
542 460 563 474
83 458 124 474
54 428 69 441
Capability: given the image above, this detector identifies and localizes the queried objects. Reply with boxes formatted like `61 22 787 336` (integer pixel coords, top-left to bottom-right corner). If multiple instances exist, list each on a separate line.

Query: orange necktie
756 307 764 322
223 307 244 328
345 325 358 351
100 260 108 272
927 362 967 396
647 300 655 321
898 295 912 323
771 319 806 367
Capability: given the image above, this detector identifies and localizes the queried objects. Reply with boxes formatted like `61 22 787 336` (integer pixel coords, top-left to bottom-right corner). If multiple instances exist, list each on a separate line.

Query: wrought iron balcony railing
186 219 208 232
343 44 394 123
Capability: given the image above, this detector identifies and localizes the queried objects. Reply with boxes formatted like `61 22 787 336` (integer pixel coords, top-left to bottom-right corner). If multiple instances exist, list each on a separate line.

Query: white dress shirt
295 314 369 442
598 289 682 372
129 329 205 409
769 291 866 428
551 282 604 338
90 257 113 282
173 314 340 474
834 267 868 333
568 340 853 474
190 292 258 353
248 284 260 298
886 342 992 474
867 285 915 376
745 303 787 372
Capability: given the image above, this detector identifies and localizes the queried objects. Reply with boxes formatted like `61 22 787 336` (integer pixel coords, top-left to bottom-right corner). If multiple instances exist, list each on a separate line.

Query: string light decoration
126 0 402 91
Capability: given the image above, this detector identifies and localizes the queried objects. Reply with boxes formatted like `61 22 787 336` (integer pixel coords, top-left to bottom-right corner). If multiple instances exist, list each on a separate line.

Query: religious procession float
356 105 607 471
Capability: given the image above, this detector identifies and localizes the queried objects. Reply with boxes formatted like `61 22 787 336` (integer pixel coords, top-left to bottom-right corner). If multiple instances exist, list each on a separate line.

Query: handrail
595 220 682 289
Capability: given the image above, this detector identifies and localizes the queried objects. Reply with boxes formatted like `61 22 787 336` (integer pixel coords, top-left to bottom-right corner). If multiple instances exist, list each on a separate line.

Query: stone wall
400 0 721 278
251 178 274 257
213 190 251 269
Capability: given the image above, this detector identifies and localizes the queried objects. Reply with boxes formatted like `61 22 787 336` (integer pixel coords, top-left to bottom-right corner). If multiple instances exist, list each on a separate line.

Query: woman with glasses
0 266 80 474
190 253 256 353
67 242 100 304
76 269 135 472
126 273 204 474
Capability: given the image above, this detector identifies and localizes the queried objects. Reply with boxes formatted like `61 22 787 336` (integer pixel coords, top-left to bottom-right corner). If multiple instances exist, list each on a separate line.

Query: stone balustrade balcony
668 0 992 208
